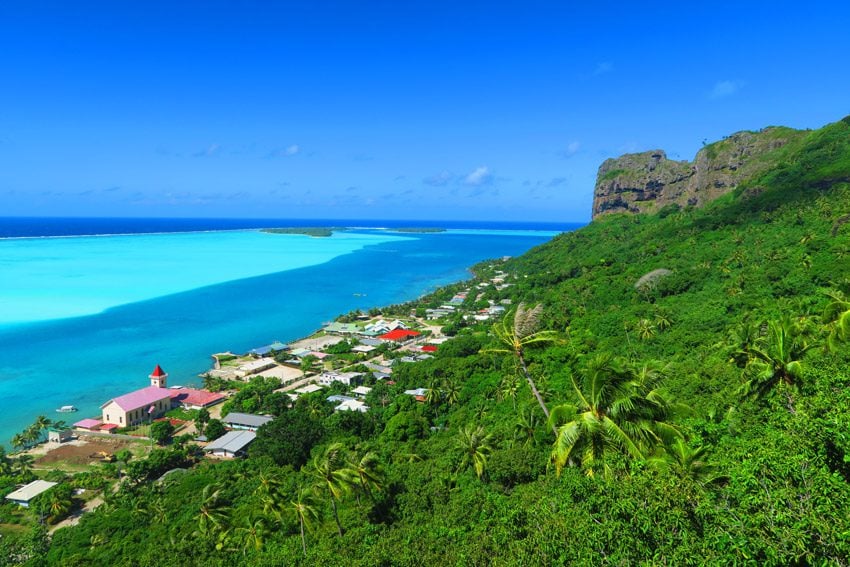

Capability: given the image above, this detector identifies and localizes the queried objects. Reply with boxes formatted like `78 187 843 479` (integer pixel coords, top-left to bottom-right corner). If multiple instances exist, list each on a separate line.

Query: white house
204 430 256 458
335 398 369 413
6 480 58 508
318 371 363 386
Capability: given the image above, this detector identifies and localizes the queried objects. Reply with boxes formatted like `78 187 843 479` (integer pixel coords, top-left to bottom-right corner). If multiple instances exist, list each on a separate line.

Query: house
352 385 372 398
335 398 369 413
73 418 102 431
47 428 73 444
324 322 362 334
364 362 392 374
6 480 58 508
318 371 363 386
294 384 324 395
364 319 407 335
234 358 277 379
327 394 355 403
351 345 376 354
378 329 421 343
248 341 287 356
421 345 438 353
204 430 256 458
169 387 226 410
222 412 273 431
403 388 428 403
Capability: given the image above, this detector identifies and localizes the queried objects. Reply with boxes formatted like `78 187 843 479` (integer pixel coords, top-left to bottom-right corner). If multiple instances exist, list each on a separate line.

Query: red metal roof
378 329 421 341
170 388 226 408
150 364 167 377
421 345 438 352
99 423 119 431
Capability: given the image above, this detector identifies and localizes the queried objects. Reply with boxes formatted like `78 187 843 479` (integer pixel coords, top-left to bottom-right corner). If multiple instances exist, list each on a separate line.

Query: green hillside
9 117 850 565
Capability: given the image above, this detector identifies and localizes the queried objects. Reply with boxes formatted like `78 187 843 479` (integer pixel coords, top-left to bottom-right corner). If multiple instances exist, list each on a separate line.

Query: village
0 264 515 533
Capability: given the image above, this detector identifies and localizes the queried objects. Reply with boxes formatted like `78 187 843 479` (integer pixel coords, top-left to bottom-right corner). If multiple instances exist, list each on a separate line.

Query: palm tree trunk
518 352 556 435
300 515 307 556
330 497 343 537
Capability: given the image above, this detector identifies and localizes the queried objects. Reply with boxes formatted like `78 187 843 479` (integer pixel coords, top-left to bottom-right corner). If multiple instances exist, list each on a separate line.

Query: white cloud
193 143 221 157
561 141 581 158
285 144 300 155
710 80 743 99
464 166 492 186
593 62 613 76
423 170 455 187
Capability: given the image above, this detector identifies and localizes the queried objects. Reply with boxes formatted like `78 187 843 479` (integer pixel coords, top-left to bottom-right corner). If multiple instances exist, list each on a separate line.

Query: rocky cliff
591 127 806 218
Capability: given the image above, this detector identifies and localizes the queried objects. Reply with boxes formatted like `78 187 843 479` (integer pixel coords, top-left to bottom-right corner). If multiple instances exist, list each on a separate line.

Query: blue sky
0 1 848 222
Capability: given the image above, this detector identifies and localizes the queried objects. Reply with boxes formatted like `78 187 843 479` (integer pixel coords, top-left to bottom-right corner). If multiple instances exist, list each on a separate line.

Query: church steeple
149 364 168 388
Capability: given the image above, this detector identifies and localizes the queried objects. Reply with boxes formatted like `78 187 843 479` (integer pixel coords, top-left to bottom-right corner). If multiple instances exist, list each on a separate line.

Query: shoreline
1 228 553 448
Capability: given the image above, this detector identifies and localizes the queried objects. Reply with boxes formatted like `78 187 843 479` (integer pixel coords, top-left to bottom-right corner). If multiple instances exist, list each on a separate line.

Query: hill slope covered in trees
11 116 850 566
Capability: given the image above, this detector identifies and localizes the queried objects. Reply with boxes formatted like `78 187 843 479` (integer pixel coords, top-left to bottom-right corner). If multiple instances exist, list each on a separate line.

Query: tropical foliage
4 115 850 565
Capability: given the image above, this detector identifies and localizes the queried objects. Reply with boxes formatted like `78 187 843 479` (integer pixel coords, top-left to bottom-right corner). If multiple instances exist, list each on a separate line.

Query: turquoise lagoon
0 228 560 444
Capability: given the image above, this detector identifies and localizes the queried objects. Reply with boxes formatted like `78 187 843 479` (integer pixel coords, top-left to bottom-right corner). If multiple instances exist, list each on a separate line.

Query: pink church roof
101 386 172 412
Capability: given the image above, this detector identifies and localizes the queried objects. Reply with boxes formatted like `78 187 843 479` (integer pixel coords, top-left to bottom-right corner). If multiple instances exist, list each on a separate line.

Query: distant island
261 227 345 237
261 227 447 237
389 227 446 233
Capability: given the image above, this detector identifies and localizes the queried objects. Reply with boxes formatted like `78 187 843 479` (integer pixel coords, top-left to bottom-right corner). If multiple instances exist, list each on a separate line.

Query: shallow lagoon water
0 227 560 444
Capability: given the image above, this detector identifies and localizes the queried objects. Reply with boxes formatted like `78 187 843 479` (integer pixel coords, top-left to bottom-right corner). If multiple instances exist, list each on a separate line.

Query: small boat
56 405 78 413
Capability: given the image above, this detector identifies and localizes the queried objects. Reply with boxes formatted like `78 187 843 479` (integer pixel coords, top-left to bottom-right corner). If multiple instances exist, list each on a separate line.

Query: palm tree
47 490 73 522
649 438 725 488
256 471 286 519
232 515 270 555
425 377 443 414
654 309 673 331
289 487 320 557
195 484 232 539
635 319 656 340
0 447 11 476
823 289 850 352
443 378 461 408
727 320 761 368
498 374 520 409
549 355 680 477
455 424 493 480
348 450 383 504
484 303 558 428
33 415 52 433
10 433 26 452
738 316 814 405
514 407 539 447
13 454 35 478
309 442 355 537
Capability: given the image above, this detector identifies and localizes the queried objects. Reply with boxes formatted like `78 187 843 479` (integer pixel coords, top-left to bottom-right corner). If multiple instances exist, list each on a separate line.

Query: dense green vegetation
6 117 850 565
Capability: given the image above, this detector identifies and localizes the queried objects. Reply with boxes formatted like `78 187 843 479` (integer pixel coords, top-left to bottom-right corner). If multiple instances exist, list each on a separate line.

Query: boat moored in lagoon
55 405 78 413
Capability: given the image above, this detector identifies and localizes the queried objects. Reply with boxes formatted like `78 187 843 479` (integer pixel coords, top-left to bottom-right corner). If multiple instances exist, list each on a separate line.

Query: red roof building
421 345 438 353
169 388 226 409
378 329 421 342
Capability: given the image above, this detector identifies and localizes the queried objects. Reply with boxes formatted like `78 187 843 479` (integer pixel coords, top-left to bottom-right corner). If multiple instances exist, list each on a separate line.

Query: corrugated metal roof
6 480 58 502
222 412 273 428
203 430 256 454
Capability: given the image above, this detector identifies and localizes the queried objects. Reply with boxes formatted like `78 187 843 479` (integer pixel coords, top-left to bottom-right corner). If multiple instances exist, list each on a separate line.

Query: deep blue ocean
0 217 581 445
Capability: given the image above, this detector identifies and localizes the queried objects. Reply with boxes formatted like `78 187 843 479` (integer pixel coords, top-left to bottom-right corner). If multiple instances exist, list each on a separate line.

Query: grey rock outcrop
592 127 805 219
